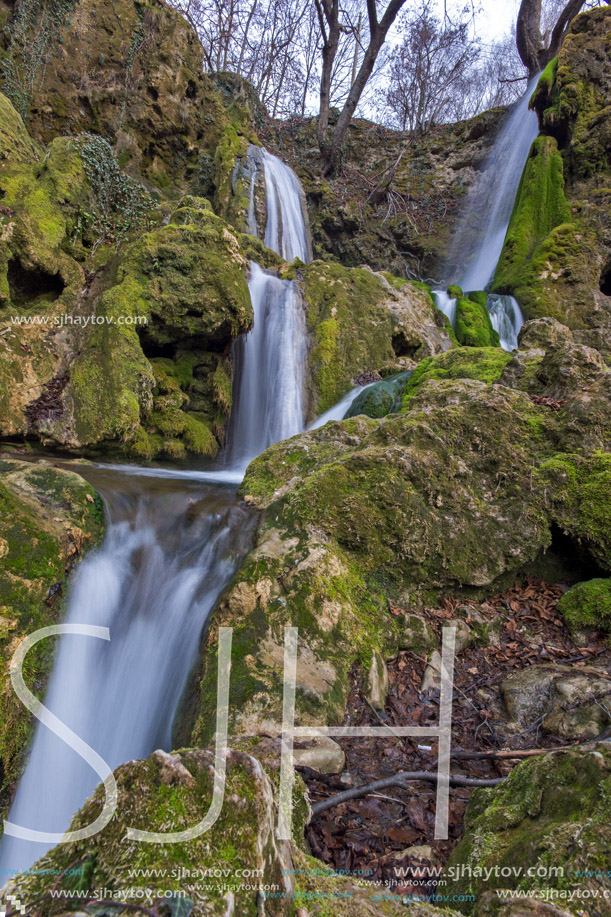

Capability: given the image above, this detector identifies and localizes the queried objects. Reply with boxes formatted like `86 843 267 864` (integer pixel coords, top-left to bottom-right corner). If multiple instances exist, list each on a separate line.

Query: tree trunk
516 0 587 76
321 0 407 175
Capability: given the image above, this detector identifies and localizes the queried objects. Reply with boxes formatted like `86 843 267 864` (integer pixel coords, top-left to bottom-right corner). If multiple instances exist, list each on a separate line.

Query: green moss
465 290 487 306
493 135 573 321
444 748 611 912
539 452 611 569
557 578 611 632
0 92 39 163
447 284 463 298
213 123 251 227
304 261 399 415
530 56 559 120
454 296 500 348
401 348 512 411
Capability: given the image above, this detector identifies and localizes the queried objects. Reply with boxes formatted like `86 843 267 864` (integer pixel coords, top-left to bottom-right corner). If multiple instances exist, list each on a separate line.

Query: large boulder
8 743 456 917
0 93 255 458
443 747 611 914
303 262 453 417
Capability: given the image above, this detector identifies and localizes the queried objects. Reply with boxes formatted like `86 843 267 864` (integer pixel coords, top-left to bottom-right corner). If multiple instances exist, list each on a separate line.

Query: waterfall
433 76 540 349
444 75 540 292
225 263 306 466
260 149 311 263
226 148 310 467
0 475 255 873
0 147 318 876
487 294 524 351
433 291 457 330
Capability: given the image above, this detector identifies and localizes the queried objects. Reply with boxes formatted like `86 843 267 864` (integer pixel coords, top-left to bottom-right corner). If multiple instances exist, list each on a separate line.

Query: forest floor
300 578 611 901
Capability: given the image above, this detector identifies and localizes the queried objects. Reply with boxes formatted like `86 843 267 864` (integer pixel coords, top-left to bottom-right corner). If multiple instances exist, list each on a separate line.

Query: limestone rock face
0 0 228 191
0 95 254 458
0 455 103 817
269 107 506 280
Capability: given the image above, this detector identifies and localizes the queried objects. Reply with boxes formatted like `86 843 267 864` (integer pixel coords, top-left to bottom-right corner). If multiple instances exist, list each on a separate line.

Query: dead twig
310 770 505 818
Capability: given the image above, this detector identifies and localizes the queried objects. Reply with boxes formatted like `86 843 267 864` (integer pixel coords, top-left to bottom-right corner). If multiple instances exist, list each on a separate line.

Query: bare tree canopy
314 0 409 174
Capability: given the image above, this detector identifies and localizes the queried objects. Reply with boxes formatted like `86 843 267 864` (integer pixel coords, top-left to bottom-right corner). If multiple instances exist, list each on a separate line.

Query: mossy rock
557 578 611 633
0 456 103 819
539 452 611 570
444 747 611 913
345 372 411 420
304 261 452 417
401 348 512 411
1 0 231 193
11 743 451 917
495 8 611 330
0 91 39 164
454 296 500 348
493 135 573 322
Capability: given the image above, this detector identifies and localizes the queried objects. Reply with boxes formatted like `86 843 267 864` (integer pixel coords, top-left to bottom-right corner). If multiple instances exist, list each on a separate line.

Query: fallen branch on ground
309 771 505 818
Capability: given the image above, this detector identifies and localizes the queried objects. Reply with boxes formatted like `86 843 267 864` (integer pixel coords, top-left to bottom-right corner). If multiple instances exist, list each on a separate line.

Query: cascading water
433 291 457 330
487 294 525 351
435 75 540 349
226 263 306 466
0 146 316 877
0 473 255 873
225 148 311 466
444 75 540 291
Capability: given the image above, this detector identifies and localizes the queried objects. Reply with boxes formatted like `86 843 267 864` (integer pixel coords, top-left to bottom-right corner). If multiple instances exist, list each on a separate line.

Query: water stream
435 76 539 349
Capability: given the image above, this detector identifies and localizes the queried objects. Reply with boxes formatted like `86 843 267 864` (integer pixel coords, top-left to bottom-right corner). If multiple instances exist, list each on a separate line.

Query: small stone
420 650 442 692
292 737 345 775
367 651 389 710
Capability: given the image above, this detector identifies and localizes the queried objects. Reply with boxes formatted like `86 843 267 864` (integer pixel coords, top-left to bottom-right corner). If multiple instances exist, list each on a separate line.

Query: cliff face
262 108 506 283
494 6 611 336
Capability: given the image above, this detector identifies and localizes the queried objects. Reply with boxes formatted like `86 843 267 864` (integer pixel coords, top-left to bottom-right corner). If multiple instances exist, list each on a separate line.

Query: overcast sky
429 0 520 44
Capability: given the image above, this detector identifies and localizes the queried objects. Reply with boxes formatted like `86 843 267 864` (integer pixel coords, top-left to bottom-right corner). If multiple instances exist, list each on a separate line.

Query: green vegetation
493 135 572 320
454 296 500 348
75 133 156 248
401 348 512 410
557 578 611 633
444 747 611 912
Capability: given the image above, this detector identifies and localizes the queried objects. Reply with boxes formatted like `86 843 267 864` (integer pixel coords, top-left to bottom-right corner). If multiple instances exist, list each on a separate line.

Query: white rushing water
0 479 254 873
444 75 540 292
225 149 310 466
261 149 311 263
433 76 540 349
487 294 525 351
0 146 321 877
433 291 457 330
